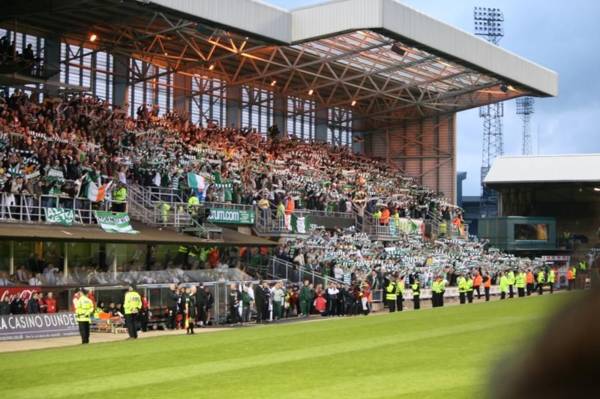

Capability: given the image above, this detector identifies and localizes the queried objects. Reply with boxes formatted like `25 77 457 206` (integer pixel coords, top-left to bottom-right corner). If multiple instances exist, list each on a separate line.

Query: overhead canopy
0 223 276 247
1 0 558 127
485 154 600 185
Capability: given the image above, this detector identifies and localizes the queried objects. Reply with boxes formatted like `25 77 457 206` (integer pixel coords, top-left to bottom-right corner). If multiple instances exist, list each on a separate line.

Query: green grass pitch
0 294 570 399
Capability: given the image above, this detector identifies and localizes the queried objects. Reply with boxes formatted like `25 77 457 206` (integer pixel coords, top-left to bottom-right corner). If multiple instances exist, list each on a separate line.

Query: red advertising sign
0 287 41 302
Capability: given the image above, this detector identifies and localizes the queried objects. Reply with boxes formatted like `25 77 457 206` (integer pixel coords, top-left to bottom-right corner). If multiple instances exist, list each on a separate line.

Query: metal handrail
268 256 346 287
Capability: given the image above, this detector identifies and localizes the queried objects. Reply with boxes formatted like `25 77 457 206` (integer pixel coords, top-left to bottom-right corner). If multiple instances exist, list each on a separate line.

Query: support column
44 37 61 97
63 242 69 278
352 117 367 155
273 92 287 138
173 73 191 117
226 85 242 129
112 247 118 279
315 105 328 143
112 54 130 107
9 240 14 275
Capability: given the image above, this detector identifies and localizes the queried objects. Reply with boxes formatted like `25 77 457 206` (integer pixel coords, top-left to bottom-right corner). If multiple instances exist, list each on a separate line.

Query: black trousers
413 296 420 310
484 287 490 302
568 280 574 291
538 284 544 295
197 304 207 325
517 287 525 298
439 293 445 307
168 308 177 329
387 299 396 312
140 310 148 332
549 282 554 294
526 283 534 296
125 313 138 338
508 285 514 298
500 292 506 300
467 291 473 303
459 292 466 304
396 297 403 312
474 286 481 299
255 301 264 323
78 321 90 344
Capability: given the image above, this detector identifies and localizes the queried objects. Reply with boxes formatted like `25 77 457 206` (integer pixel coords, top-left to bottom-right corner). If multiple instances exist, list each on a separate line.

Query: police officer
537 269 546 295
411 279 420 310
395 275 405 312
507 269 516 299
547 268 556 294
515 270 526 297
466 274 474 303
499 271 509 300
384 275 397 312
124 285 142 339
75 288 94 344
431 275 445 308
457 274 467 304
113 182 128 212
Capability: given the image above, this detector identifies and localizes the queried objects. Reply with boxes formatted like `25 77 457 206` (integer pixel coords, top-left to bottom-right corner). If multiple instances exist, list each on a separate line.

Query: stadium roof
484 154 600 185
2 0 558 127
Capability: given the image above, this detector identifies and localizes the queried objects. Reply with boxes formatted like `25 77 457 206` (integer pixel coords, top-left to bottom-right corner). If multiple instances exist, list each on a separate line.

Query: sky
268 0 600 195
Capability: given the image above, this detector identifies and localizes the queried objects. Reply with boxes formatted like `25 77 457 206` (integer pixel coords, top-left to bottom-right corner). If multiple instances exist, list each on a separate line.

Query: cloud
270 0 600 196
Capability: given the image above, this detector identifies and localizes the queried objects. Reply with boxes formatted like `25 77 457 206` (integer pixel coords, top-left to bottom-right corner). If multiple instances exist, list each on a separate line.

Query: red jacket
45 298 57 313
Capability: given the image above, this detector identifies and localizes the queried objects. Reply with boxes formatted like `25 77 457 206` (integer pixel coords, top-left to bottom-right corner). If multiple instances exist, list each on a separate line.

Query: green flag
94 211 139 234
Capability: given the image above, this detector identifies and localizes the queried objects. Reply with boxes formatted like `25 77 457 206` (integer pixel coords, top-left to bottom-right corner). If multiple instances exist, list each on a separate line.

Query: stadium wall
365 114 457 204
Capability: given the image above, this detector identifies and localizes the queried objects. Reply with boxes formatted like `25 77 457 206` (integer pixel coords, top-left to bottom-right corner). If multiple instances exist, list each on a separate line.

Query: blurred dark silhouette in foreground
491 287 599 399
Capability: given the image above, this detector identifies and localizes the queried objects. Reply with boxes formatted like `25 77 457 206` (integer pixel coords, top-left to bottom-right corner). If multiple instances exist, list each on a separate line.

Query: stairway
128 185 223 241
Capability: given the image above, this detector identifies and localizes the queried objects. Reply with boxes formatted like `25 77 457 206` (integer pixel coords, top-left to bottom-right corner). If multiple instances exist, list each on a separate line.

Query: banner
94 211 139 234
0 313 78 341
44 208 75 226
207 208 255 225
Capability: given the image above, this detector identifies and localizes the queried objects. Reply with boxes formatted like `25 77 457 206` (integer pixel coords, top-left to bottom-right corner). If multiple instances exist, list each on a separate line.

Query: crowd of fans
275 227 529 289
0 91 453 220
0 290 57 315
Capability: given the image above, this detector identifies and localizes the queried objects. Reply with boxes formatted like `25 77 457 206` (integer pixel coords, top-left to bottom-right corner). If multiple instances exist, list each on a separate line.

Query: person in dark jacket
0 296 10 315
195 284 207 327
254 281 266 323
184 287 197 334
228 284 241 324
166 284 180 330
27 293 41 314
10 296 25 314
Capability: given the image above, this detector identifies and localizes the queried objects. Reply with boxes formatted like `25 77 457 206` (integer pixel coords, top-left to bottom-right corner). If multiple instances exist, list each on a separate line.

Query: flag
288 214 309 234
187 173 205 190
94 211 139 234
88 181 113 202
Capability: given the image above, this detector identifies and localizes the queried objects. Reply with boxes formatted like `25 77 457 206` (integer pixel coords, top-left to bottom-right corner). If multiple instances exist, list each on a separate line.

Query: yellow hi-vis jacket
124 291 142 315
75 295 95 323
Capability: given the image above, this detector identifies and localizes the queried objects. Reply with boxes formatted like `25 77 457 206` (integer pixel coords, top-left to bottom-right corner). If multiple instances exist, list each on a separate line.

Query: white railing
0 192 123 225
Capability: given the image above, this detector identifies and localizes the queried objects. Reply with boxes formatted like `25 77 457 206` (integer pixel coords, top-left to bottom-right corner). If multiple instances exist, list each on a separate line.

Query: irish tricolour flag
187 173 205 190
87 181 113 202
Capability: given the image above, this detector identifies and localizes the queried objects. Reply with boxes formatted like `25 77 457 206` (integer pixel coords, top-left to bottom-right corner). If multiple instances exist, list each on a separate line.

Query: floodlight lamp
89 33 97 42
